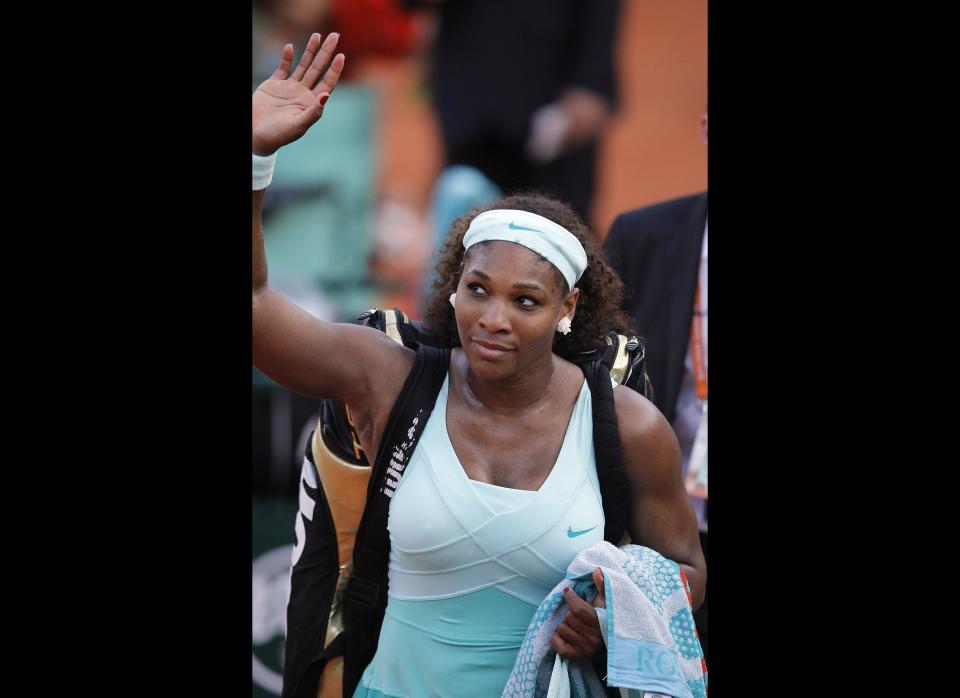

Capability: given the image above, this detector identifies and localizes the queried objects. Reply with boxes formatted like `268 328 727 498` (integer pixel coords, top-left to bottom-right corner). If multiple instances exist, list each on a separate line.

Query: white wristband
253 152 277 191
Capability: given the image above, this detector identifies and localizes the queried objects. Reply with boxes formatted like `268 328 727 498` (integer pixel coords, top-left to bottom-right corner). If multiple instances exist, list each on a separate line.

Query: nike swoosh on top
567 524 599 538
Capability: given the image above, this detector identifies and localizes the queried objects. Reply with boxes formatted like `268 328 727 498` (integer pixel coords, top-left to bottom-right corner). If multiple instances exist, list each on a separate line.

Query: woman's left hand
549 567 606 660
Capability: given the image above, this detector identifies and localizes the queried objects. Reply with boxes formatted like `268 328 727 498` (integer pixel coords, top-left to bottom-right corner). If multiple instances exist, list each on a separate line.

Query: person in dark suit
602 111 709 662
602 191 707 424
405 0 622 222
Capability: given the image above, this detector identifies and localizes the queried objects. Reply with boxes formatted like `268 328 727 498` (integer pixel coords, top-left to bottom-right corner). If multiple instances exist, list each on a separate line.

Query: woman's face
455 241 578 381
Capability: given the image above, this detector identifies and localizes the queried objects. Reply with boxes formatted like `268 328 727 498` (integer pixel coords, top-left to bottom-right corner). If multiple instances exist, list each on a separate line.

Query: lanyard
690 282 708 401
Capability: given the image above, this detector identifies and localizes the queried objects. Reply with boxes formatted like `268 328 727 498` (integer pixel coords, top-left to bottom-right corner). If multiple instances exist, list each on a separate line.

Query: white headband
462 209 588 289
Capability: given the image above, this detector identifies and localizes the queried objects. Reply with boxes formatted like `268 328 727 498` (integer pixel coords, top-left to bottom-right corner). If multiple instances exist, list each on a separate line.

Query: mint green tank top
355 372 603 697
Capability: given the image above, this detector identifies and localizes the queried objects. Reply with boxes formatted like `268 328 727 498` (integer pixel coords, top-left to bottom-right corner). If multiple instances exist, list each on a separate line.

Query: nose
478 298 510 334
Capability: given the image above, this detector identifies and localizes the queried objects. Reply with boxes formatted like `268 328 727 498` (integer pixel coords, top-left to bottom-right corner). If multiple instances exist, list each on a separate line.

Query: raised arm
252 34 414 413
614 387 706 609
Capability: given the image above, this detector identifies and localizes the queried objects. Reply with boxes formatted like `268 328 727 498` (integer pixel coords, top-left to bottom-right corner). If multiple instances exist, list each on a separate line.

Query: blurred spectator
602 109 709 660
417 164 501 308
429 166 501 252
330 0 426 62
254 0 428 82
405 0 622 222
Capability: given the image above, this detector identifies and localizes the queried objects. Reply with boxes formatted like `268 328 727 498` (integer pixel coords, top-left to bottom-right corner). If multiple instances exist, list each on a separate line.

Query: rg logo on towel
636 645 682 677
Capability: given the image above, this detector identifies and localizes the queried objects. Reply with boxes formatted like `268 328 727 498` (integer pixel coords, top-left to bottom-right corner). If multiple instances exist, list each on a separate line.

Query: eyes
466 283 540 309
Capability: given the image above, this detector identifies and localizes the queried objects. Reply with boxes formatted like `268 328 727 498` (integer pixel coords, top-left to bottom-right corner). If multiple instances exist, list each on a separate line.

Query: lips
471 337 515 359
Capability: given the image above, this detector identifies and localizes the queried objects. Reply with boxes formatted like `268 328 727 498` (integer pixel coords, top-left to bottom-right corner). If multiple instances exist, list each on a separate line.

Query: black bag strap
354 342 450 573
581 359 631 545
341 343 450 697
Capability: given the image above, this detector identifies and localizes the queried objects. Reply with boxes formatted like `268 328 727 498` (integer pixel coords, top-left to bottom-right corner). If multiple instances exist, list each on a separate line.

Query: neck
459 350 559 412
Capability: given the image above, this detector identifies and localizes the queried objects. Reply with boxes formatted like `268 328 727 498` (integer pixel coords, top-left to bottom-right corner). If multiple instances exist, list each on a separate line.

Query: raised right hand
252 33 345 156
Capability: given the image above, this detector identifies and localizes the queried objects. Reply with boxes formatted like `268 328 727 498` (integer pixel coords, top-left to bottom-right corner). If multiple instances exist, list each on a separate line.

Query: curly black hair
423 192 634 359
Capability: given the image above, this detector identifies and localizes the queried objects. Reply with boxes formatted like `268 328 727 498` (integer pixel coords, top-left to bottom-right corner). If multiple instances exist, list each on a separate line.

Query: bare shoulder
612 386 672 445
612 386 682 483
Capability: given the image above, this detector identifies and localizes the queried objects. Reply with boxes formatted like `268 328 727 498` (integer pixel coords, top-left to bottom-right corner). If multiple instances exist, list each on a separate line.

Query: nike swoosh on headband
507 221 545 234
567 524 599 538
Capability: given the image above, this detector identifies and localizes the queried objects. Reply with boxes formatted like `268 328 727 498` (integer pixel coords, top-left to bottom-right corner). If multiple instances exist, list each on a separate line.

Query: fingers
292 92 331 131
564 591 601 636
291 33 323 81
302 33 340 90
312 52 345 97
562 588 602 638
561 607 596 637
270 44 294 80
554 621 593 660
591 568 606 609
563 587 595 618
550 628 583 660
550 587 604 660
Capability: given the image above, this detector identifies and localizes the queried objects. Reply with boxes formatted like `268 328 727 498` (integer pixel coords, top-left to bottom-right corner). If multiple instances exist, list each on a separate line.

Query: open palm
253 33 346 156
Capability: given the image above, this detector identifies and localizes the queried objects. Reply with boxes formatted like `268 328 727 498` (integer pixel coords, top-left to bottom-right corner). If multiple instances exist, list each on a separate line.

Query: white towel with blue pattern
501 542 707 698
